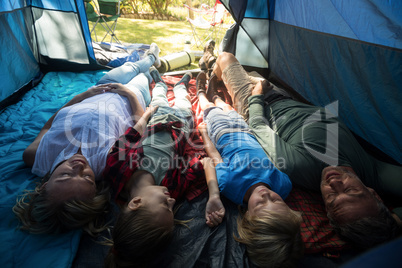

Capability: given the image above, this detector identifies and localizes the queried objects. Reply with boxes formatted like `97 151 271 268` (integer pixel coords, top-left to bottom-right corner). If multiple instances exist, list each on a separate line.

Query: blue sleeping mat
0 70 106 268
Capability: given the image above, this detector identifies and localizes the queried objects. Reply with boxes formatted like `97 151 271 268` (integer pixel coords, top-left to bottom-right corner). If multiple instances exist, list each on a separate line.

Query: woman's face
44 154 96 203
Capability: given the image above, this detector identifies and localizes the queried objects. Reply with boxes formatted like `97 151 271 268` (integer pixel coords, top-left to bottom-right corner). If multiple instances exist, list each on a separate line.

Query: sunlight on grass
89 10 233 71
89 18 231 56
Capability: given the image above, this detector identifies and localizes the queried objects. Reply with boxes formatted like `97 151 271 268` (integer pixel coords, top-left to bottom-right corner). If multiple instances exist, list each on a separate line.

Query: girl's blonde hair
236 209 304 268
12 173 110 236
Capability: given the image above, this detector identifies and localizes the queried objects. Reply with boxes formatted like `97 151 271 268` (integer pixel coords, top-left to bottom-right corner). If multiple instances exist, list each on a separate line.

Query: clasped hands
86 83 130 97
251 79 272 96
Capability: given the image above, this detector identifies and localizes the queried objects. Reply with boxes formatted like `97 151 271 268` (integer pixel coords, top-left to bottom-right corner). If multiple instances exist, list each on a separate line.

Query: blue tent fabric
0 0 26 12
76 0 97 61
0 9 40 103
0 70 106 268
244 0 268 19
341 237 402 268
0 0 101 105
268 21 402 163
107 51 140 68
271 0 402 49
222 0 402 164
29 0 77 12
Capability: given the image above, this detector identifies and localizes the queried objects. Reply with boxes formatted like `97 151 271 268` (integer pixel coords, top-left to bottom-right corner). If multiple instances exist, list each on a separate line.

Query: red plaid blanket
287 188 349 255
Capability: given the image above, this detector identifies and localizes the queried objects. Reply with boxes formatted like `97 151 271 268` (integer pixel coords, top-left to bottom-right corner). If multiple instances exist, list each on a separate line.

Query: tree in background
146 0 172 15
121 0 216 15
121 0 140 14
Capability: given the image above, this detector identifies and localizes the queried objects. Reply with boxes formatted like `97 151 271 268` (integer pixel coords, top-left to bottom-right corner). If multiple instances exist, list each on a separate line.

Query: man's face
320 166 381 223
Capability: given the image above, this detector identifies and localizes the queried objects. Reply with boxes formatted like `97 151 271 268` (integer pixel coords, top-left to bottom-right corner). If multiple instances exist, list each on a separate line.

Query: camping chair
184 1 227 49
85 0 102 42
85 0 122 44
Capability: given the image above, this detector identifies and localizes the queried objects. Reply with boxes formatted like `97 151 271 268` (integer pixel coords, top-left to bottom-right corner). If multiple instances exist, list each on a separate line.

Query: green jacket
248 95 402 217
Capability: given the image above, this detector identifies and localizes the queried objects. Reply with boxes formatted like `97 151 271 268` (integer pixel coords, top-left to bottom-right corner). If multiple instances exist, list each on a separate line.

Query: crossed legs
198 90 234 112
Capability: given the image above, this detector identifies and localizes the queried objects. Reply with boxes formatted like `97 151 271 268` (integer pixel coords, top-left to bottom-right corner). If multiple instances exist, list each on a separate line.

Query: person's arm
132 105 158 136
248 82 295 166
22 84 110 167
198 122 223 165
249 82 317 180
103 83 145 120
248 80 269 129
201 157 226 227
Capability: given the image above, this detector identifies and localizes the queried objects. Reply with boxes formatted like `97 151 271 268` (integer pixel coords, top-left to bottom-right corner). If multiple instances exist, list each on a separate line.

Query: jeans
203 107 250 146
151 82 191 110
149 81 193 134
96 55 155 106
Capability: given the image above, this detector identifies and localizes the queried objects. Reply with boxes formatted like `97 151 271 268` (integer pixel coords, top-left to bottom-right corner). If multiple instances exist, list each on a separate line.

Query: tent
0 0 401 267
2 0 400 163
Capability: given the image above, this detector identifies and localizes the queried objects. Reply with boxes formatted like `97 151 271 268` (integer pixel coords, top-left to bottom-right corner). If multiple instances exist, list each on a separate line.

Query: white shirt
32 89 146 179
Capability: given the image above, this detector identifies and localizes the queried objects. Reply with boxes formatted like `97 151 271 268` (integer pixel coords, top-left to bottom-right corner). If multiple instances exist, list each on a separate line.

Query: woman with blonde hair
13 44 162 235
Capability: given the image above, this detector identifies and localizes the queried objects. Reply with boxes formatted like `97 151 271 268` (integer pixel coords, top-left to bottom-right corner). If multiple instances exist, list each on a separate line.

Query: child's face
135 186 176 228
247 185 290 217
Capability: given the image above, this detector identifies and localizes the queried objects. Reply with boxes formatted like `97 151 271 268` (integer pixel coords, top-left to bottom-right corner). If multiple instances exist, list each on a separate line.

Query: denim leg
125 73 151 106
203 107 226 146
171 83 193 134
203 107 249 146
227 110 250 129
143 70 153 85
150 82 169 107
96 55 155 85
172 83 192 111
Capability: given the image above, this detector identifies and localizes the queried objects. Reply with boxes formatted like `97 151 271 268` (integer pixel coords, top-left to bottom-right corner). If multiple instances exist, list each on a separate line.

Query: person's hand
251 80 272 96
143 105 159 118
198 122 208 133
200 156 212 167
251 80 264 96
84 83 129 98
103 83 131 97
205 194 225 227
84 84 111 98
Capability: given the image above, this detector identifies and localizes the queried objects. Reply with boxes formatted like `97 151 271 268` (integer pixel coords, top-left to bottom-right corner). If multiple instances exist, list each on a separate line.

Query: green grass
89 17 232 70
